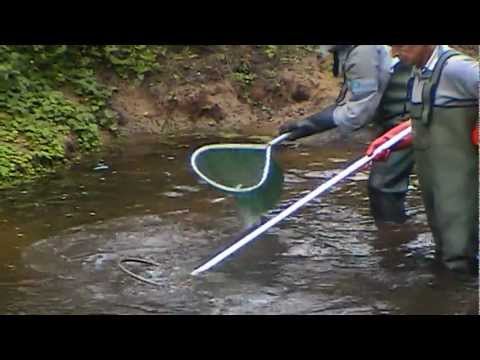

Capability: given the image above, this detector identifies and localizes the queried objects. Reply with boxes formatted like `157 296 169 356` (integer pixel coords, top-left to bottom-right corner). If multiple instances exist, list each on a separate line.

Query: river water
0 134 477 314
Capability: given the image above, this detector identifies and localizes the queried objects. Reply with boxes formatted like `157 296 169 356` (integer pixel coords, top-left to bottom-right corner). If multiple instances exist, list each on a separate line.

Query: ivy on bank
0 45 164 188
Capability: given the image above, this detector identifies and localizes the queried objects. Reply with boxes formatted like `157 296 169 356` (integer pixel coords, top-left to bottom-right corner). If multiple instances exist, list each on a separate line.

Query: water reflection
0 134 477 314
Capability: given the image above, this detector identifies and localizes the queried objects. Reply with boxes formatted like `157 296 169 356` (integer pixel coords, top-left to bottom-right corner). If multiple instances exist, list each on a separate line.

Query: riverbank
1 45 476 189
0 45 342 189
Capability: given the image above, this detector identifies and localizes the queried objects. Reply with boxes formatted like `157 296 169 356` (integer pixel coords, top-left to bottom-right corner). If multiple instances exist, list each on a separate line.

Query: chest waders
409 50 479 273
368 62 415 224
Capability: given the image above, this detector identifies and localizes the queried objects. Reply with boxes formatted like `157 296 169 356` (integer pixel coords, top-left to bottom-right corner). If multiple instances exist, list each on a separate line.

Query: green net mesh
192 145 284 224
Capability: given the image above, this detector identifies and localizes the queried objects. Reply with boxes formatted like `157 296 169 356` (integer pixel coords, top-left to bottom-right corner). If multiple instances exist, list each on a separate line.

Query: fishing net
191 143 284 223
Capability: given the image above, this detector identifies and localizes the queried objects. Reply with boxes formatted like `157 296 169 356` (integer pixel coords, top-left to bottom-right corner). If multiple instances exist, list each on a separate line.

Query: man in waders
279 45 414 225
366 45 479 274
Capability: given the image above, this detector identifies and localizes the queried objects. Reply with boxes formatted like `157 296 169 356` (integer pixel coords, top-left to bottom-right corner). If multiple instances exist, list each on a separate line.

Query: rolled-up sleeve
333 46 387 133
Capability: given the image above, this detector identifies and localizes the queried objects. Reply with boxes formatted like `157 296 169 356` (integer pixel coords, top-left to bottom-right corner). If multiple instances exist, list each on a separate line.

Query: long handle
268 132 291 146
191 127 412 276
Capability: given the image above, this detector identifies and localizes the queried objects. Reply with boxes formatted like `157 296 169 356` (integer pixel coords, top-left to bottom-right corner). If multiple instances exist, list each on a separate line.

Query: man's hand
366 120 413 161
278 119 311 141
472 126 478 146
278 106 337 141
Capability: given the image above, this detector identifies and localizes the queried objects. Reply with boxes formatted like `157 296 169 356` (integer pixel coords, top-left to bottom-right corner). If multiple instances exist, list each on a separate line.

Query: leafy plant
0 45 122 188
232 62 256 87
263 45 279 59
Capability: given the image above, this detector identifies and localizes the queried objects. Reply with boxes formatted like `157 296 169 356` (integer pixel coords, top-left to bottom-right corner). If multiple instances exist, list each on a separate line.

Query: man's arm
441 56 479 102
278 46 391 140
333 46 389 133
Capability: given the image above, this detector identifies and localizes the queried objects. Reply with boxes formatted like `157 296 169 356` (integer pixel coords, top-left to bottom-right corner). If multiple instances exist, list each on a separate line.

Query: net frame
190 143 276 194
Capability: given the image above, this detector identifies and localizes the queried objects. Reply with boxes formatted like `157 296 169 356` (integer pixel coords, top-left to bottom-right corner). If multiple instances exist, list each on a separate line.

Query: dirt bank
1 45 476 189
107 45 477 141
107 46 341 138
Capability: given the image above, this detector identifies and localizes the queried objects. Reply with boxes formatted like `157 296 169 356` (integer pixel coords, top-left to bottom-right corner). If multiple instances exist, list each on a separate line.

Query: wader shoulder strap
419 50 461 125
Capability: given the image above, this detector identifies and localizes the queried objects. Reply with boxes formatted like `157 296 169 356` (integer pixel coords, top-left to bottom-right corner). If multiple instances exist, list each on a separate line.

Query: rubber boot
368 187 408 225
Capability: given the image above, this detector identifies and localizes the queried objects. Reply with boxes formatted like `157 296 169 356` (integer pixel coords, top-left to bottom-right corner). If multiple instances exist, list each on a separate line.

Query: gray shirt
410 45 479 106
333 45 393 133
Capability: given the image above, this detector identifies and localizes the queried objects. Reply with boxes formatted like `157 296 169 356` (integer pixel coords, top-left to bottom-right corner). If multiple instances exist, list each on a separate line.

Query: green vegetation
0 45 169 188
232 61 257 88
0 45 319 189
